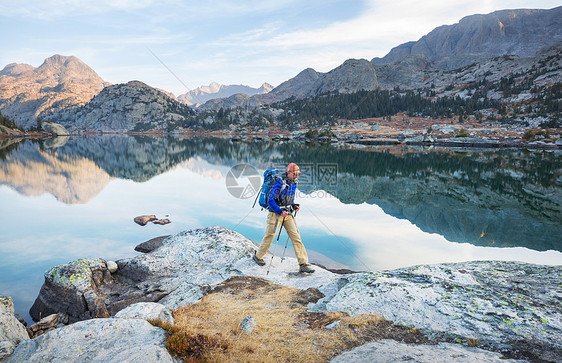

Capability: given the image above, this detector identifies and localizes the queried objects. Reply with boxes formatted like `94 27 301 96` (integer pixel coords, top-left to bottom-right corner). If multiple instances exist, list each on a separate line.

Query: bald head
287 163 300 181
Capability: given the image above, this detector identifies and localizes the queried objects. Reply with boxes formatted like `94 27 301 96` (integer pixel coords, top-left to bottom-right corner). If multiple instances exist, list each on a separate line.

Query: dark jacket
268 173 297 214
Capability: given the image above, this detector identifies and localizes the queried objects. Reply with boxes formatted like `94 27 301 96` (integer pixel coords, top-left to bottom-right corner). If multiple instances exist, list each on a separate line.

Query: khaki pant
256 211 309 265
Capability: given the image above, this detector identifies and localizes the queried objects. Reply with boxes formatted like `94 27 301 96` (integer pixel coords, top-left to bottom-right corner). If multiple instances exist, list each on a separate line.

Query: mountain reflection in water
2 135 561 325
1 135 560 252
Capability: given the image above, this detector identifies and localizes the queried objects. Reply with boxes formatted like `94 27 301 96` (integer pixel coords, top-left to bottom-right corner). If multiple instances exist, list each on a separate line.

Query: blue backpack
255 168 286 209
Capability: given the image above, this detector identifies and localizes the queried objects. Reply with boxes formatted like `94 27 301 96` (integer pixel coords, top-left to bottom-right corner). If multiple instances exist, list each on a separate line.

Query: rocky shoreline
356 136 562 149
1 226 561 362
1 111 561 151
1 130 561 151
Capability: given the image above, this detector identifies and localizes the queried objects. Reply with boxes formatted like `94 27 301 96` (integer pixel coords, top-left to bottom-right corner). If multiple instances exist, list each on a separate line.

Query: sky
0 0 560 96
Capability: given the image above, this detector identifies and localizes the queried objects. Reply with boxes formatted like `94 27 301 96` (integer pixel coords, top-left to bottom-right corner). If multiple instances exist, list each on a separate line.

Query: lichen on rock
46 258 106 289
30 258 112 323
326 261 562 361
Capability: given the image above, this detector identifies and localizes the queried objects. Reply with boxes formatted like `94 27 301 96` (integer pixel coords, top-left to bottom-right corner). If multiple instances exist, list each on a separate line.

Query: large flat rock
29 226 341 323
6 318 173 363
25 226 562 361
326 261 562 361
330 339 525 362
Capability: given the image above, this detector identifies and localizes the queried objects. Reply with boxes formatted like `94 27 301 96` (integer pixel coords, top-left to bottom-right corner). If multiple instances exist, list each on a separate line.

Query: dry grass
466 337 479 347
151 276 428 362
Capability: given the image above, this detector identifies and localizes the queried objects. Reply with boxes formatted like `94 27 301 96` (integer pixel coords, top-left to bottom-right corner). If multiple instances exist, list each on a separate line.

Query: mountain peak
178 82 272 106
42 54 78 65
313 58 378 95
0 54 107 128
125 80 150 88
372 6 562 69
35 54 104 83
38 55 86 72
298 68 320 77
0 63 35 77
258 82 274 93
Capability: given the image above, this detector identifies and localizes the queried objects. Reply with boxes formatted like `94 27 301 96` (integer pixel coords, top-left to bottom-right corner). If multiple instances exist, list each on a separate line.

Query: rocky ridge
9 226 561 362
204 60 379 109
198 68 321 110
199 93 253 111
205 40 561 112
0 55 109 129
253 68 321 104
55 80 195 132
386 41 562 98
371 7 562 69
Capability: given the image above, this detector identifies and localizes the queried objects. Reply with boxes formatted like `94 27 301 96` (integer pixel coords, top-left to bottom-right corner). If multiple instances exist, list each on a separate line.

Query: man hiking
253 163 315 273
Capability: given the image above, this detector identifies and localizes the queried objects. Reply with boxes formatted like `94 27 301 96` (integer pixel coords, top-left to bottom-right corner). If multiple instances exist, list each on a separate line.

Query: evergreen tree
0 111 23 131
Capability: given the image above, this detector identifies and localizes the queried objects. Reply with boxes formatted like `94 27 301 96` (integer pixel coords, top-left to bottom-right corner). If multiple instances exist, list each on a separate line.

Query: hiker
253 163 315 273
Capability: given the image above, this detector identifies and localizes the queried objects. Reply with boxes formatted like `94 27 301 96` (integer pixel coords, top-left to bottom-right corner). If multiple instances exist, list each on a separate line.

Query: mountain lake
1 135 561 325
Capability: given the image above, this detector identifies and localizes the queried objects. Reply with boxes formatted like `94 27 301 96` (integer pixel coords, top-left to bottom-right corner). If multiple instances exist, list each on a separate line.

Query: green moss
47 258 104 285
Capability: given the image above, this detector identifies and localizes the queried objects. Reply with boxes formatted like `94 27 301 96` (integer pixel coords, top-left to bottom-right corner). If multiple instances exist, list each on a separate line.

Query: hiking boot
253 252 265 266
299 264 315 273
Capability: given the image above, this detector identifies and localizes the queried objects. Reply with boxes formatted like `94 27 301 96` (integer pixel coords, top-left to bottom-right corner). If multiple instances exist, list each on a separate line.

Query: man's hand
280 210 289 218
293 204 300 212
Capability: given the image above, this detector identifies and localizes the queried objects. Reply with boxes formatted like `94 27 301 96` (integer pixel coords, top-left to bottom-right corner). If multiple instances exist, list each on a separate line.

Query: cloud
261 1 462 48
236 0 559 54
212 22 284 46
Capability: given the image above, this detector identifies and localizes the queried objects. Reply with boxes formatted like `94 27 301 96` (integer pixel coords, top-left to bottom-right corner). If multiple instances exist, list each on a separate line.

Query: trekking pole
276 217 285 241
280 235 290 262
291 209 300 234
252 186 262 209
267 215 285 275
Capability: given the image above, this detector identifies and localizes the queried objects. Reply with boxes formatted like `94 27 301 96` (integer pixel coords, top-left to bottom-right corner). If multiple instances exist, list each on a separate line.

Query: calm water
1 135 561 324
